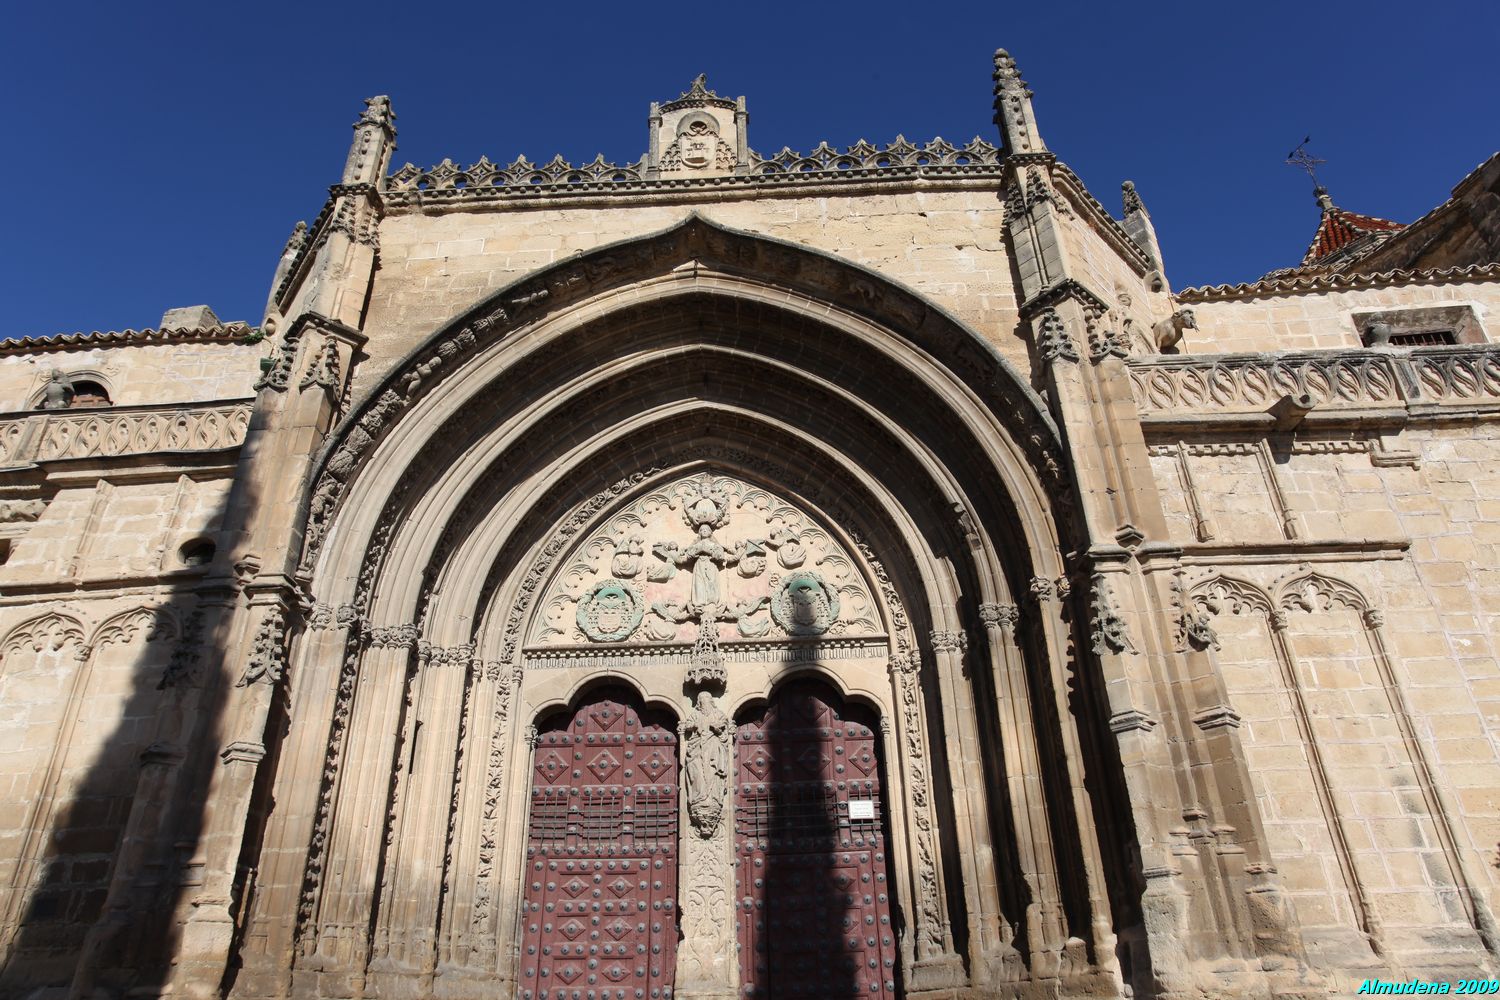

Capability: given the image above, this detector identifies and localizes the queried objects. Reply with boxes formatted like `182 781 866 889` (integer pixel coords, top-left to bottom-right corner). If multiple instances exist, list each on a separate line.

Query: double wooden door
519 693 679 1000
734 681 898 998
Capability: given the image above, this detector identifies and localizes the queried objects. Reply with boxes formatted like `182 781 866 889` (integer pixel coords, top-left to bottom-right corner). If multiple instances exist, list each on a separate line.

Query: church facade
1 51 1498 1000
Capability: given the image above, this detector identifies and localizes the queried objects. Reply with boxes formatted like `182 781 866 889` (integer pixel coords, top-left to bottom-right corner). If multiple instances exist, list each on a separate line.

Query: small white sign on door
848 799 875 821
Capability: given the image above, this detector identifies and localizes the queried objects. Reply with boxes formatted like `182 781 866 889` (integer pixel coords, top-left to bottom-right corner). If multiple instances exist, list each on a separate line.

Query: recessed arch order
253 215 1127 996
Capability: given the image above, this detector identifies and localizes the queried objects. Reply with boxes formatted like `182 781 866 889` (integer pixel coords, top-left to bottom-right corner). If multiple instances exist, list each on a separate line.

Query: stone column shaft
370 645 474 973
982 609 1067 975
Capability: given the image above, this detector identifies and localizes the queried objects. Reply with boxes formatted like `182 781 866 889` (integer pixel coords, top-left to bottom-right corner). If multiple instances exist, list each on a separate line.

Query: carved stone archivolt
527 471 882 655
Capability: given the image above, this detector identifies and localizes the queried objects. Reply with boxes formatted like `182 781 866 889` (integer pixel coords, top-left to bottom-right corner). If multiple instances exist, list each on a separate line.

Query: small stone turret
992 49 1047 157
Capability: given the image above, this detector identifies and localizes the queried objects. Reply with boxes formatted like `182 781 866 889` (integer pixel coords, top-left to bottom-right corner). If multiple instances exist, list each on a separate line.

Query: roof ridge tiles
0 323 257 354
1175 261 1500 302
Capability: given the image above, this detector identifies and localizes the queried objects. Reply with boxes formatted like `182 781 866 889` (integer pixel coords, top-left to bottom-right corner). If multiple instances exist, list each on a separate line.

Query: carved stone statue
39 369 74 409
680 690 732 838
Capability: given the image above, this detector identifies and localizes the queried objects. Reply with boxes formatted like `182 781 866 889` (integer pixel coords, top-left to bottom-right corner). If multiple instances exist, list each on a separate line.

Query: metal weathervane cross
1285 136 1326 184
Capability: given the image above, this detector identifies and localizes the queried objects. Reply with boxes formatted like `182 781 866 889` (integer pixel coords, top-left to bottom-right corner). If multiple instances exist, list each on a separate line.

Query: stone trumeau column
991 50 1311 998
94 98 391 1000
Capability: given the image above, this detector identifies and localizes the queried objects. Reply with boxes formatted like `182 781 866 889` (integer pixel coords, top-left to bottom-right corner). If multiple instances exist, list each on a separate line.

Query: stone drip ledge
1176 537 1411 567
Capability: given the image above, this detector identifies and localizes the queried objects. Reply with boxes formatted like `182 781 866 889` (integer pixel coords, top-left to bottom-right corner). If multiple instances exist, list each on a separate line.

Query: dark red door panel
520 694 678 1000
735 682 897 998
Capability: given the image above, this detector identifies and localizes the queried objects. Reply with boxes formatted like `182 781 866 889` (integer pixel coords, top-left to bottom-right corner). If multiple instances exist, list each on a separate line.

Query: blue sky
2 1 1494 337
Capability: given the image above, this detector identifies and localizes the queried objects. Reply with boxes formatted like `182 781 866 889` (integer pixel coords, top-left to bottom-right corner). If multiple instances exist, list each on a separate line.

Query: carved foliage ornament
237 607 288 687
529 472 877 650
1088 575 1137 657
1037 309 1078 364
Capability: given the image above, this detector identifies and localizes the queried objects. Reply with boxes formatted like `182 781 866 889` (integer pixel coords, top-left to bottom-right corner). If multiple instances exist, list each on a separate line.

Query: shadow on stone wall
0 471 252 999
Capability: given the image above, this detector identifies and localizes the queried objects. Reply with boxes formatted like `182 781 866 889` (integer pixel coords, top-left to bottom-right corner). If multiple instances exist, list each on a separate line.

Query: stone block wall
353 189 1030 403
0 340 262 412
1150 417 1500 974
1180 280 1499 355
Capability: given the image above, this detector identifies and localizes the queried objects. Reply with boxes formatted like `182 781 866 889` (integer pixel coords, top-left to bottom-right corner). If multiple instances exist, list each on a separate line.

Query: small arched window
67 380 112 408
178 538 216 567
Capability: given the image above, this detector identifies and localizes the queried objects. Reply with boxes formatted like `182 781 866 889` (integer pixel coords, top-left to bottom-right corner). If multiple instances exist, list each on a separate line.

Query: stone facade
0 56 1496 1000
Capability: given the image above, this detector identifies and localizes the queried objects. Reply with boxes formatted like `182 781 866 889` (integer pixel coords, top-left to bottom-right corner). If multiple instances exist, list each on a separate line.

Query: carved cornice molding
1018 277 1110 321
522 635 890 671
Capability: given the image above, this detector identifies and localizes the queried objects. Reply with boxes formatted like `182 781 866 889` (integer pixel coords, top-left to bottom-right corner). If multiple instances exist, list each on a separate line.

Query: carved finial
344 95 397 185
993 49 1022 84
1120 180 1165 274
992 47 1045 156
358 95 396 130
283 221 309 256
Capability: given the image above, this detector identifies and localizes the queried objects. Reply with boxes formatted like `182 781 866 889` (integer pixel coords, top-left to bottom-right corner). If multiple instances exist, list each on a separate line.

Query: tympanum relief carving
527 472 881 658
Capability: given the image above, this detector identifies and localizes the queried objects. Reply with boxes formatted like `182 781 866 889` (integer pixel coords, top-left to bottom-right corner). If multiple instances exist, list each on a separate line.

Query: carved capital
368 623 420 649
978 603 1020 630
423 643 475 668
929 630 967 654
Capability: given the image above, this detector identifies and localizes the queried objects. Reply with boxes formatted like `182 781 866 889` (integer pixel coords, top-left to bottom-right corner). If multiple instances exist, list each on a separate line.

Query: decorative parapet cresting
0 400 255 466
1128 345 1500 417
384 136 1003 206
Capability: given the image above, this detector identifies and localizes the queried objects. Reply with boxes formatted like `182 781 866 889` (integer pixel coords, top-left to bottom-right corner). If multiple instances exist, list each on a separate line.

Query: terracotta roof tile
1302 206 1405 267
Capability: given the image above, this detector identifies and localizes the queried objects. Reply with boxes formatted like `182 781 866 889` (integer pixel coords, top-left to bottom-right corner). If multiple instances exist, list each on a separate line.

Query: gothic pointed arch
235 213 1131 999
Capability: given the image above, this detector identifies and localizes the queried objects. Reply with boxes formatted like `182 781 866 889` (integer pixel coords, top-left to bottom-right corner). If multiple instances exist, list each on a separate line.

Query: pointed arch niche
229 218 1131 1000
